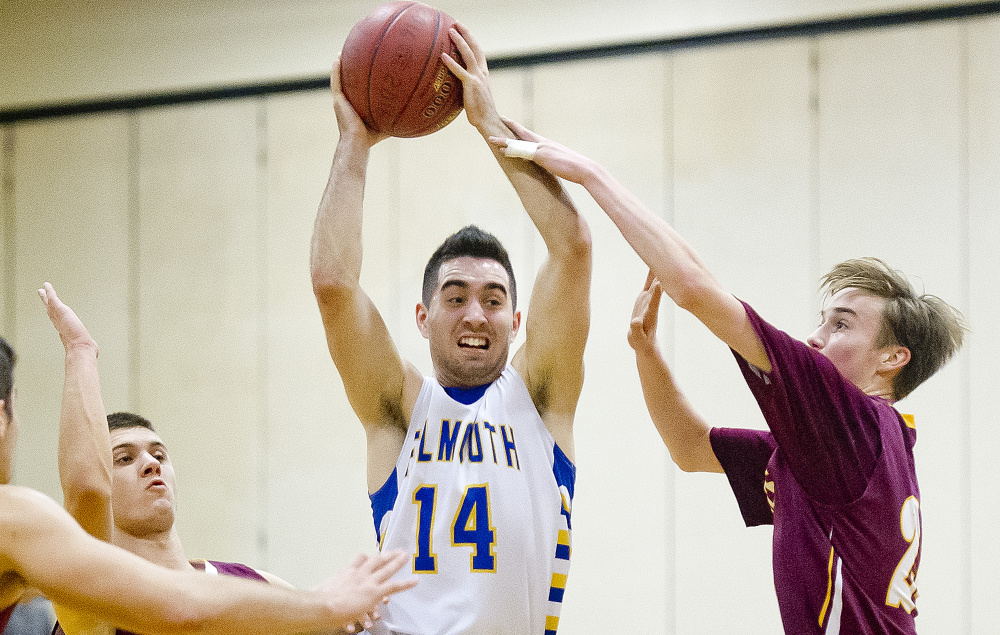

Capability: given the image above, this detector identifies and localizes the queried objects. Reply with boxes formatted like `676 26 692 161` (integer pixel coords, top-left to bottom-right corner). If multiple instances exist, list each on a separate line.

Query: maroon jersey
710 302 920 634
1 604 14 632
51 560 267 635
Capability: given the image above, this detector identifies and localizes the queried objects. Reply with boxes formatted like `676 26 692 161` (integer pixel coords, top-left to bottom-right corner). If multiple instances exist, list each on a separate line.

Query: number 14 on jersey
413 484 497 573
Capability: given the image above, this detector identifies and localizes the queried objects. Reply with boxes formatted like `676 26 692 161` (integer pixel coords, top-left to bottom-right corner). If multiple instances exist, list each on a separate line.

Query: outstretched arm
489 131 768 372
39 283 113 540
628 273 722 473
444 25 592 456
310 59 421 490
1 486 416 635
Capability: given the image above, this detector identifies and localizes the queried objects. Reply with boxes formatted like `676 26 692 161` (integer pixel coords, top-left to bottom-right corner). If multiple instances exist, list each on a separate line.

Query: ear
879 346 911 375
416 303 430 339
508 310 522 343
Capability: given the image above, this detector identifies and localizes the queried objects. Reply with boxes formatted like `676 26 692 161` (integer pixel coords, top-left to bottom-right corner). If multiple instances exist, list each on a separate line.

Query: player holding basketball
37 283 413 635
0 332 415 635
311 23 590 635
489 128 965 633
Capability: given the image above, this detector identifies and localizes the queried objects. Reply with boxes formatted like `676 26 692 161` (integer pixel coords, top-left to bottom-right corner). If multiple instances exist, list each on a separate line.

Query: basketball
339 1 465 138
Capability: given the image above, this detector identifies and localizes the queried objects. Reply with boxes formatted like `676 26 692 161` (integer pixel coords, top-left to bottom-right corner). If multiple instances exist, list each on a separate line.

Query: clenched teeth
459 336 488 349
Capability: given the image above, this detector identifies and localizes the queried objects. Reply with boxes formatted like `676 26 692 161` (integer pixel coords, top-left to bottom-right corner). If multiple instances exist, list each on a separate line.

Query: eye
114 455 133 466
835 320 848 330
154 452 167 462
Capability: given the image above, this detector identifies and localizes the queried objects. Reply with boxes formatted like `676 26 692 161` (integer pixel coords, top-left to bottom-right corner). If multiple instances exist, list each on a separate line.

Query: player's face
110 426 177 537
0 394 17 485
418 256 521 388
807 288 891 394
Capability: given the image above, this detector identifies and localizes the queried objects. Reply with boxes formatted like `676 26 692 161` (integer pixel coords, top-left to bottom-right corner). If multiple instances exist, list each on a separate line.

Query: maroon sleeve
732 301 881 506
0 605 14 633
710 427 777 527
206 561 269 582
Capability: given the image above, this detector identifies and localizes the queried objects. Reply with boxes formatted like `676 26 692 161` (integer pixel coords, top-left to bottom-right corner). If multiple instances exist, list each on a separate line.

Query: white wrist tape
503 139 539 160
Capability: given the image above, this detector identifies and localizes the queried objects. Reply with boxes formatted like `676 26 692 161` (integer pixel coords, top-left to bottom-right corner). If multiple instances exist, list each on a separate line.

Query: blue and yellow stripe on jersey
545 443 575 635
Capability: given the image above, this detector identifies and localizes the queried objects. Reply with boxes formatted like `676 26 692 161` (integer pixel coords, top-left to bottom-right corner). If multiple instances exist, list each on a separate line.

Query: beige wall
1 0 985 108
2 3 998 634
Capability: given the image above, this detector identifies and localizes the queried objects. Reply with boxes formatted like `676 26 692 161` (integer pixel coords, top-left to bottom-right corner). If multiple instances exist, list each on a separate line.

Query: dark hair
0 336 14 419
422 225 517 309
821 257 967 401
108 411 157 433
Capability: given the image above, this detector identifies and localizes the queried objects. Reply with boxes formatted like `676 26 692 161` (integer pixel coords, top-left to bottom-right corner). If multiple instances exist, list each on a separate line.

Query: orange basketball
339 1 465 138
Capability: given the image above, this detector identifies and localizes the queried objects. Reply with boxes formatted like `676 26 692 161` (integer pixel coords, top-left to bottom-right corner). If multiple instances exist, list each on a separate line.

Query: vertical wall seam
808 38 822 300
1 126 15 336
662 51 677 635
524 69 537 274
389 139 402 339
126 111 142 412
957 22 972 635
255 98 271 568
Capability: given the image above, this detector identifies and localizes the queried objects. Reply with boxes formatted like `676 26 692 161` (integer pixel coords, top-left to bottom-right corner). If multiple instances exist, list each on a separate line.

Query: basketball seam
366 2 415 127
388 7 443 134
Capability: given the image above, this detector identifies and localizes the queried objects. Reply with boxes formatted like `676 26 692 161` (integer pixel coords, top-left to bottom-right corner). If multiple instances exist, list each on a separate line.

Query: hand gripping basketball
339 2 465 138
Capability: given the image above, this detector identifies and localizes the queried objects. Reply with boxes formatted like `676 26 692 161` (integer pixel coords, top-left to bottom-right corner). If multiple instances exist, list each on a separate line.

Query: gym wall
2 2 997 633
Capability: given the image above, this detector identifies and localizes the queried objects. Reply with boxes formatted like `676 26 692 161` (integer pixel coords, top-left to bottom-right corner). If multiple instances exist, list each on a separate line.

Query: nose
139 453 161 477
463 299 487 326
806 327 824 350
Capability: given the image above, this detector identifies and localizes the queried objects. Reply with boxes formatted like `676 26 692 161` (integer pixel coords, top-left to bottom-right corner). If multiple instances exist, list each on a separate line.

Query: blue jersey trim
555 543 571 560
369 469 398 542
553 442 575 531
552 442 576 499
443 383 490 404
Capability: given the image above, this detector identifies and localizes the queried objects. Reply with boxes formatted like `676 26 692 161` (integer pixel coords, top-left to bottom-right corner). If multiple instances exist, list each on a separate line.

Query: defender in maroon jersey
487 128 966 633
0 328 415 634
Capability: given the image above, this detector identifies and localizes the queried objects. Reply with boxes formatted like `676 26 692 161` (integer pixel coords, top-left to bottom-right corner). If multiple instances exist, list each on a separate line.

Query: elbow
64 484 111 512
555 219 593 264
672 454 703 473
311 274 355 309
156 593 218 634
670 271 719 317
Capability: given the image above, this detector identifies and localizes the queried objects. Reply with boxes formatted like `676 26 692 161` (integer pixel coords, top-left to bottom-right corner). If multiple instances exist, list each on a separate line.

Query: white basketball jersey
367 365 574 635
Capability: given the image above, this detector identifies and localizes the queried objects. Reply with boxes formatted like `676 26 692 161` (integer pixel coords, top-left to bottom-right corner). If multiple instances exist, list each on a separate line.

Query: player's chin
459 358 505 384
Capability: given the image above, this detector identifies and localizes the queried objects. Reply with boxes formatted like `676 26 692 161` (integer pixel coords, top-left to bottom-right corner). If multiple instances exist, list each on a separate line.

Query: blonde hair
820 258 967 400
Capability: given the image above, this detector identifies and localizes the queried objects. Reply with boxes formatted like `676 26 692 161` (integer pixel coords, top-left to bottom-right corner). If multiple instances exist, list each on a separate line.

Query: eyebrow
821 306 859 320
112 441 168 453
440 280 508 296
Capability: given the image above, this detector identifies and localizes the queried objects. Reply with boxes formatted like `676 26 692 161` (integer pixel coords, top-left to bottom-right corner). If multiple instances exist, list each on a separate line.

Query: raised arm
38 283 113 540
310 59 422 489
628 273 722 473
489 132 768 371
444 25 592 455
0 486 416 635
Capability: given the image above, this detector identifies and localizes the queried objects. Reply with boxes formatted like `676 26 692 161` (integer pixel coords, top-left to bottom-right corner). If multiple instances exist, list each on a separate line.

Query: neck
860 376 896 403
113 525 192 570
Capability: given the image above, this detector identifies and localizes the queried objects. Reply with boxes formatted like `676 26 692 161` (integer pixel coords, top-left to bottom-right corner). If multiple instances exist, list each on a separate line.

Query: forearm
56 343 113 537
311 138 371 292
579 163 717 310
634 347 722 473
55 565 344 635
481 120 590 259
137 576 344 635
7 490 338 635
579 162 767 367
